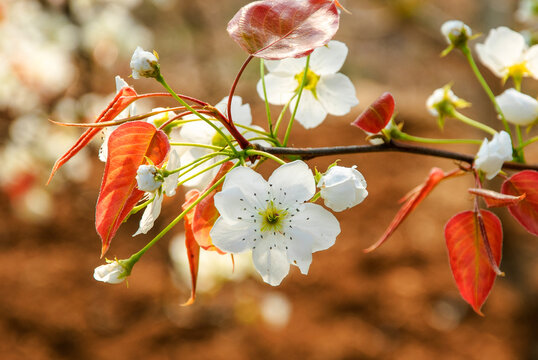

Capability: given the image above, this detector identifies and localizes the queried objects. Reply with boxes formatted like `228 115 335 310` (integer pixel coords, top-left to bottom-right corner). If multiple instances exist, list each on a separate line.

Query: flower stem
260 59 273 134
177 157 234 187
227 55 254 125
520 135 538 148
453 110 497 135
169 142 230 151
273 94 296 137
245 149 286 165
283 55 311 146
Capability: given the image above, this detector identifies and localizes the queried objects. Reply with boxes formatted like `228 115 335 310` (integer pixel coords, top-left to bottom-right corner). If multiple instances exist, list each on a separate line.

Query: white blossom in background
474 131 513 180
94 261 127 284
496 88 538 126
178 96 266 189
426 86 468 117
318 165 368 212
441 20 472 45
257 40 359 129
210 161 341 286
516 0 538 23
130 46 159 79
260 292 292 329
476 26 538 81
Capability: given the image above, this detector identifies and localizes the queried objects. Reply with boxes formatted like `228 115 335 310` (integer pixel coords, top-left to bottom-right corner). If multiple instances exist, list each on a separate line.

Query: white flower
133 191 164 236
163 150 181 196
210 161 341 286
496 88 538 126
136 164 162 192
441 20 472 45
516 0 538 23
178 96 266 188
476 27 538 80
318 166 368 212
93 261 127 284
130 46 159 79
257 40 359 129
426 86 467 117
474 131 513 180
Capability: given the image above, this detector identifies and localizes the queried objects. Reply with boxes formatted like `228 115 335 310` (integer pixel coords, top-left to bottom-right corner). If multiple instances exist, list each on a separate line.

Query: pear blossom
516 0 538 24
318 165 368 212
476 27 538 81
136 165 162 192
441 20 472 45
130 46 159 79
474 131 513 180
210 161 341 286
426 86 468 117
94 261 127 284
496 88 538 126
178 96 267 188
257 40 359 129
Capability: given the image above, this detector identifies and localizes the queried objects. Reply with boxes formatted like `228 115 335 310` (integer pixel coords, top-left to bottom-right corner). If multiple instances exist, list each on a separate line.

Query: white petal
268 160 315 204
316 73 359 116
215 96 252 126
163 150 181 196
252 240 290 286
291 203 340 252
133 193 163 236
290 90 327 129
496 88 538 126
221 166 269 196
309 40 348 75
179 120 216 144
213 186 261 224
525 45 538 78
265 57 306 74
258 74 297 105
210 217 256 253
283 228 313 274
476 27 526 77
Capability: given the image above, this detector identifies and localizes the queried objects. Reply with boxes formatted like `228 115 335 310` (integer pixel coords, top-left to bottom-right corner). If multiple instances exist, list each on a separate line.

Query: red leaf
445 210 503 315
227 0 339 60
96 121 170 256
364 168 462 253
468 188 526 208
182 189 201 306
192 162 234 252
501 170 538 236
351 92 395 133
48 87 138 184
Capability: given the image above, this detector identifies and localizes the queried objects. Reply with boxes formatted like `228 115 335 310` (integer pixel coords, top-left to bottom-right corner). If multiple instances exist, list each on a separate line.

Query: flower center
295 69 320 94
260 201 287 232
506 62 530 80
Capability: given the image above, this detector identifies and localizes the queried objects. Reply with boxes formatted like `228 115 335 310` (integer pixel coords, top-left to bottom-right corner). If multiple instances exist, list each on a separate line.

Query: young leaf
468 188 526 208
192 162 234 252
227 0 339 60
48 87 138 184
364 168 461 253
445 210 503 315
96 121 170 256
182 189 201 306
351 92 395 133
501 170 538 236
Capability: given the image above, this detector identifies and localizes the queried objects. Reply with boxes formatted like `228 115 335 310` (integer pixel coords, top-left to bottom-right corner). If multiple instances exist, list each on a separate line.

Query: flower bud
496 88 538 126
130 46 160 79
318 165 368 212
136 164 162 192
474 131 513 180
441 20 472 46
93 261 127 284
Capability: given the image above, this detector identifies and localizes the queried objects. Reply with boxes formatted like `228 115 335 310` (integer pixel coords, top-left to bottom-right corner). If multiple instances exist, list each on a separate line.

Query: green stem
156 74 238 156
396 132 482 144
515 125 526 162
169 142 228 151
520 135 538 148
235 123 272 136
453 111 497 135
245 149 285 165
171 151 231 176
177 156 234 187
260 59 273 134
273 94 296 138
461 45 512 136
283 55 311 146
128 162 240 264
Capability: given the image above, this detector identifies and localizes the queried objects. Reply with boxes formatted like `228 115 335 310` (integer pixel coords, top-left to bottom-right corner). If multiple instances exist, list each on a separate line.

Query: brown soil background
1 1 537 359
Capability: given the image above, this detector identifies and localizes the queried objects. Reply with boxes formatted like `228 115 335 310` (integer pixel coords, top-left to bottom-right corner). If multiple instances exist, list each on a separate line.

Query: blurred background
1 0 537 359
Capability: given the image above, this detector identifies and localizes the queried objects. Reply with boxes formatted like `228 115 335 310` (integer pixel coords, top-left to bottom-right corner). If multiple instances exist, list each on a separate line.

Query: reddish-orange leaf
48 86 138 184
501 170 538 236
182 189 201 306
192 162 234 252
351 92 395 134
365 168 462 253
96 121 170 257
227 0 339 60
468 188 526 208
445 210 503 315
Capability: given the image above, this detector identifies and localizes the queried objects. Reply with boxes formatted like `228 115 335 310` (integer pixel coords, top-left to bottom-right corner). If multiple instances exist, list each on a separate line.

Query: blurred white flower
130 46 159 79
257 40 359 129
476 26 538 81
318 165 368 212
474 131 513 180
136 165 162 192
496 88 538 126
441 20 472 45
94 261 127 284
516 0 538 23
210 161 341 286
260 292 292 329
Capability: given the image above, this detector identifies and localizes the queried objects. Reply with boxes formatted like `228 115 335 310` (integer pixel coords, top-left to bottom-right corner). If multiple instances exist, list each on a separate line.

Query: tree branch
256 140 538 171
